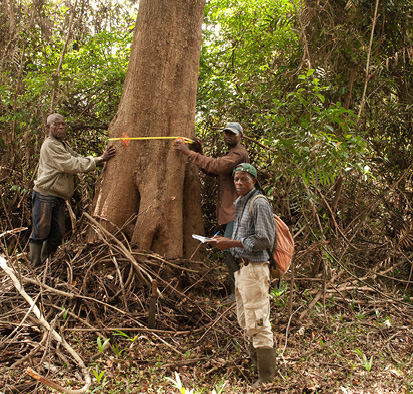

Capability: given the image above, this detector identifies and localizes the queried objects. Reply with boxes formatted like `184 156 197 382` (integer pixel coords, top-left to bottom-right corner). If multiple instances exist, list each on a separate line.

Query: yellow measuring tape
109 136 193 143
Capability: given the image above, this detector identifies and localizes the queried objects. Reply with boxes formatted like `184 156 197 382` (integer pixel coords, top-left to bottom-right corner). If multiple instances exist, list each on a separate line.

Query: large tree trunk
89 0 206 259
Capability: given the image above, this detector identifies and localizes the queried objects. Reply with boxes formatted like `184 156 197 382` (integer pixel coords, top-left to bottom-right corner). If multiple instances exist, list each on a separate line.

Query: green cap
233 163 259 188
233 163 257 178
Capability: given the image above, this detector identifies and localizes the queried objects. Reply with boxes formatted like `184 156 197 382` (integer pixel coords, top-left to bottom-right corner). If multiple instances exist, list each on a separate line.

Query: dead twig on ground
1 255 91 393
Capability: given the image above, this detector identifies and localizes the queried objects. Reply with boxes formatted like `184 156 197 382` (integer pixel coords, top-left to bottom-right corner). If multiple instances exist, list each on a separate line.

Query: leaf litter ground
0 240 412 394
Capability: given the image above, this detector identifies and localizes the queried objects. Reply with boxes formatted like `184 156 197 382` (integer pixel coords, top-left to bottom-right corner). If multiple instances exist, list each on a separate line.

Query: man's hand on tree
96 145 116 166
173 140 190 155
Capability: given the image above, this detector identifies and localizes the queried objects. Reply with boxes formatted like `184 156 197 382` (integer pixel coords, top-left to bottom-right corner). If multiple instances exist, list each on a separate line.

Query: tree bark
89 0 206 259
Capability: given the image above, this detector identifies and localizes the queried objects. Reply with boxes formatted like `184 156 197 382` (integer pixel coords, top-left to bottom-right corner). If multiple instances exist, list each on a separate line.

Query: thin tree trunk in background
358 0 380 118
50 0 78 113
89 0 206 259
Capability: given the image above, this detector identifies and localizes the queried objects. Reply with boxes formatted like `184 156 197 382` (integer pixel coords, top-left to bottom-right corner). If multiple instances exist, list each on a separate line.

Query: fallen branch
0 255 91 394
27 367 88 394
22 274 135 317
0 227 28 239
84 211 151 284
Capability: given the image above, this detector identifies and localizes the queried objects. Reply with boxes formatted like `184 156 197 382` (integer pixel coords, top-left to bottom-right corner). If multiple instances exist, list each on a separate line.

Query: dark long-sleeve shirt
186 145 249 224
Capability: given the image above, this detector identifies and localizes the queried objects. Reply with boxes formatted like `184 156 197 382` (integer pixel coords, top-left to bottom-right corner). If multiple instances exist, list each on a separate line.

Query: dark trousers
29 190 65 247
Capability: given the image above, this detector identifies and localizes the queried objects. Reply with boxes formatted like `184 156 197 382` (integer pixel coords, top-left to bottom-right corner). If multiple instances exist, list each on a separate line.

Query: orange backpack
249 195 294 278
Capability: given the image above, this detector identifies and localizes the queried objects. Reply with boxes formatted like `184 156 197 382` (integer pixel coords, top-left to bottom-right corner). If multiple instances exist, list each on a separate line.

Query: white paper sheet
192 234 212 243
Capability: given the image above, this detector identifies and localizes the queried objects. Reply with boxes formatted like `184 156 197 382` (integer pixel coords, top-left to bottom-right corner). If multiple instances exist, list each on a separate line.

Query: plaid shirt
230 188 276 262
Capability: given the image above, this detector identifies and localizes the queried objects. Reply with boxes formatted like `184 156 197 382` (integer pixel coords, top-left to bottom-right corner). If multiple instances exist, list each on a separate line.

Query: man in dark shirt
174 122 249 302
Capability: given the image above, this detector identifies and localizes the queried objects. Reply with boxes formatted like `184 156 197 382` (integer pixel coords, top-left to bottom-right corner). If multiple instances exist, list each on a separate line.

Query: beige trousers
235 261 274 349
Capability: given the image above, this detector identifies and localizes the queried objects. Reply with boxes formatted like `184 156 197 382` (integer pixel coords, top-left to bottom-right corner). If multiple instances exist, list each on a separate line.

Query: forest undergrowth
0 216 412 394
1 1 412 392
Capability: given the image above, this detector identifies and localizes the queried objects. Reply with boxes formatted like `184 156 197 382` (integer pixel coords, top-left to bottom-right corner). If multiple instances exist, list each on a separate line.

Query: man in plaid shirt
208 163 276 388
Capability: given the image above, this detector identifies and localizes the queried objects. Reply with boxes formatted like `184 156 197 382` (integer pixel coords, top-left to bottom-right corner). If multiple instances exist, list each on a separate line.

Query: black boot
252 347 277 388
40 241 58 263
29 243 43 267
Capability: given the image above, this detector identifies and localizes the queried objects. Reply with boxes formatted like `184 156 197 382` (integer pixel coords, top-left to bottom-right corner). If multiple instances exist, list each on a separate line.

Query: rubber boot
29 243 43 267
252 347 277 388
222 251 238 304
249 342 257 372
41 241 58 263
